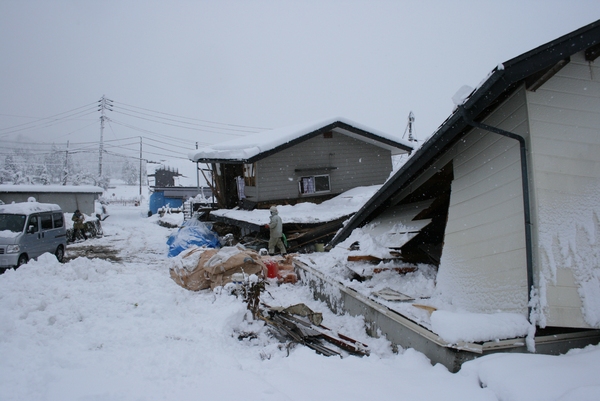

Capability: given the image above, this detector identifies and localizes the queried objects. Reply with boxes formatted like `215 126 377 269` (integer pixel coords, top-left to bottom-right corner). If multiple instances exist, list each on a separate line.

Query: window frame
243 163 256 186
299 174 331 195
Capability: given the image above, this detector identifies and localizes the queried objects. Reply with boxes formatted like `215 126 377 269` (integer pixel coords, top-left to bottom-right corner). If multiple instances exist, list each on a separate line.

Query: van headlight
6 245 20 254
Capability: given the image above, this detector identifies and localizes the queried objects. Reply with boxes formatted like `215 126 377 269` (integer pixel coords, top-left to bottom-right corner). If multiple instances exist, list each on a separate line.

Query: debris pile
260 303 370 357
169 245 298 290
170 245 267 290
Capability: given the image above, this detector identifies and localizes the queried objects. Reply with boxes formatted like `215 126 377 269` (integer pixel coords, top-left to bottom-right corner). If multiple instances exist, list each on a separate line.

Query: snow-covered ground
1 185 599 401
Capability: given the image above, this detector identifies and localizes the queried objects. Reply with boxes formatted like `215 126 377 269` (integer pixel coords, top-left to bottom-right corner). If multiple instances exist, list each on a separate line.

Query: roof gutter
458 105 535 325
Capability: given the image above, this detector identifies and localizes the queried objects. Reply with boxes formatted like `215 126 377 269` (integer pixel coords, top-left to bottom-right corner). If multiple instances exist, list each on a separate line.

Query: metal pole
98 95 113 179
99 108 105 177
63 140 69 185
196 142 200 194
139 137 143 196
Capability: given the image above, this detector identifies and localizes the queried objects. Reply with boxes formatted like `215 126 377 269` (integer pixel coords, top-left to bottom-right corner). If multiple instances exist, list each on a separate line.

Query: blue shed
148 186 211 214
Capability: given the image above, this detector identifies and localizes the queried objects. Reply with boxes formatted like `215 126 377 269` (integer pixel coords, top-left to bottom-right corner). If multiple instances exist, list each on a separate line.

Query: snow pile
430 310 530 344
1 186 599 400
0 230 20 238
461 345 600 401
158 210 184 227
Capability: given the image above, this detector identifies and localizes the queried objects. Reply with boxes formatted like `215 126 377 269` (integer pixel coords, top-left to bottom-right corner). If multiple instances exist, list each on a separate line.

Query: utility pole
196 141 200 195
98 95 113 177
139 137 143 196
63 140 69 185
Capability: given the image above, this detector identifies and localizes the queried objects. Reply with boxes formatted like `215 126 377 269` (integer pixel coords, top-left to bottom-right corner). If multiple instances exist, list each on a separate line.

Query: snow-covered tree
121 159 139 185
44 145 66 183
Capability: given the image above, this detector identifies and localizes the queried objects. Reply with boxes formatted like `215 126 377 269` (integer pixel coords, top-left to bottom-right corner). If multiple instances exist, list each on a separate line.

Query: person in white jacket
265 206 286 255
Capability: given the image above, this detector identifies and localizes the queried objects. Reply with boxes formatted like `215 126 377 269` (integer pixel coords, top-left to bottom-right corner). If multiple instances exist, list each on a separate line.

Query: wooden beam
585 43 600 61
526 58 570 92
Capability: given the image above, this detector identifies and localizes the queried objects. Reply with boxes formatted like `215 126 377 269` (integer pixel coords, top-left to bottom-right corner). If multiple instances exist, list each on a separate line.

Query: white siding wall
436 88 529 314
255 132 392 202
527 51 600 329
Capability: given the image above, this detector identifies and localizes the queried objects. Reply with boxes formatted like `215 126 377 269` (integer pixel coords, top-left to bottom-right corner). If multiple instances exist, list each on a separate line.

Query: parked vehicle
0 202 67 271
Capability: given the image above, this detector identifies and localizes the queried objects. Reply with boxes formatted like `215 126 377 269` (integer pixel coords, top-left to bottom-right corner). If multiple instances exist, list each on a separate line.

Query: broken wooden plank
373 266 417 274
347 255 385 263
372 288 414 302
412 304 437 314
261 304 370 357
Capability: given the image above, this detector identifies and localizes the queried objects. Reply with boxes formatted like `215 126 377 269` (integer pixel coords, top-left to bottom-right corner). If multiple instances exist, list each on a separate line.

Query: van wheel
17 254 28 267
55 245 65 263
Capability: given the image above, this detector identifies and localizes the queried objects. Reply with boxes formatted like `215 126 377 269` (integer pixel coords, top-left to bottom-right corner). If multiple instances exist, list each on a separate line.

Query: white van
0 202 67 270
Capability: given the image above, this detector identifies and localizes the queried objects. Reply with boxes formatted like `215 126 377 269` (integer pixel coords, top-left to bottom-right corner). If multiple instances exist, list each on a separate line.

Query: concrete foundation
294 260 600 372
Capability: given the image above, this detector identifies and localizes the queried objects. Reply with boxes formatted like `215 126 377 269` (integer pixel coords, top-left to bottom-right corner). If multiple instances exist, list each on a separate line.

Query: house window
299 174 331 194
244 163 256 186
323 131 333 139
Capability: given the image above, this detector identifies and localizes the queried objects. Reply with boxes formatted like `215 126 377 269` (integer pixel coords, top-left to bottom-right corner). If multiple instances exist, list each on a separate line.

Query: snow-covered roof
0 185 104 194
188 117 413 163
0 201 62 214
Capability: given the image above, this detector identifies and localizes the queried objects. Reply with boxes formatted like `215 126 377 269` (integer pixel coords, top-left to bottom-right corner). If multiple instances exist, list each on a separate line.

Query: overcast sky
1 1 599 163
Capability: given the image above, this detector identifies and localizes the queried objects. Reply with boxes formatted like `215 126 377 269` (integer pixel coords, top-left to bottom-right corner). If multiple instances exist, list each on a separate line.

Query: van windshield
0 214 26 234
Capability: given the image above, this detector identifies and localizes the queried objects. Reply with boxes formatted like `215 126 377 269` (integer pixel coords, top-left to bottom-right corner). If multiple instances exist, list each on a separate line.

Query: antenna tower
405 111 417 142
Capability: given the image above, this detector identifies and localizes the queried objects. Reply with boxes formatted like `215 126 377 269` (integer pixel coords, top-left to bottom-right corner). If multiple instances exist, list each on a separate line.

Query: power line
112 104 260 135
0 102 97 131
108 119 197 146
0 105 98 137
111 109 253 137
112 100 270 131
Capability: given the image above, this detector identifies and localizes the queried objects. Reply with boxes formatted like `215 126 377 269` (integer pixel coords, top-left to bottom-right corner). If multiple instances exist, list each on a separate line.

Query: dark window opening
395 161 454 267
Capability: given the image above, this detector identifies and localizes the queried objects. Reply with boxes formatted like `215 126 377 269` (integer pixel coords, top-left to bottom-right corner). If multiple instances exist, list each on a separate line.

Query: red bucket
266 260 279 279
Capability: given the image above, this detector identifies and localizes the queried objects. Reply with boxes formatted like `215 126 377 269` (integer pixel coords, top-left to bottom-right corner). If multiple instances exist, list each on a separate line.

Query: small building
0 185 103 216
147 163 211 215
148 186 212 215
331 20 600 336
189 117 413 209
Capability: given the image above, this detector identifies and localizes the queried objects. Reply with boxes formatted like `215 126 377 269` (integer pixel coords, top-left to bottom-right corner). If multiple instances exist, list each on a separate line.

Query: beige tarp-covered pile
170 245 267 291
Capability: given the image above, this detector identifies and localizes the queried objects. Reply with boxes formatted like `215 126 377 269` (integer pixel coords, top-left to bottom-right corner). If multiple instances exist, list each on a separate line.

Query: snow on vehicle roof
0 202 62 214
0 184 104 193
188 116 413 162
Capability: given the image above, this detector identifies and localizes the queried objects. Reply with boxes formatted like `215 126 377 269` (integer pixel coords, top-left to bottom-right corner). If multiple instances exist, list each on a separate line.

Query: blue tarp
166 219 220 257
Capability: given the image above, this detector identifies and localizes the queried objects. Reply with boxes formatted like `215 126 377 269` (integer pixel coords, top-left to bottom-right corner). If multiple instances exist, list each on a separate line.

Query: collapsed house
189 117 413 210
295 20 600 370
